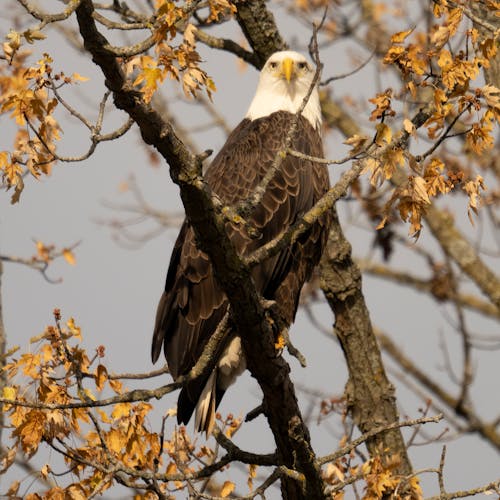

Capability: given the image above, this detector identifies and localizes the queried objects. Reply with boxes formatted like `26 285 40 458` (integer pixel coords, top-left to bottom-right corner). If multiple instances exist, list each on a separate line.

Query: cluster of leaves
130 0 235 102
0 48 86 203
0 311 252 498
323 453 422 500
358 3 498 235
33 240 77 267
0 0 234 203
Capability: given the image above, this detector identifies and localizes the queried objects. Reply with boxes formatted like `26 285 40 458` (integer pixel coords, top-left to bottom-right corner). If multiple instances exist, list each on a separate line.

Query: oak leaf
220 481 235 497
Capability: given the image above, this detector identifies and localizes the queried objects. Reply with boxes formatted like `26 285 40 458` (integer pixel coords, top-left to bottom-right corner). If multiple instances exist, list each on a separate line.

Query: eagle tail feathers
194 371 217 435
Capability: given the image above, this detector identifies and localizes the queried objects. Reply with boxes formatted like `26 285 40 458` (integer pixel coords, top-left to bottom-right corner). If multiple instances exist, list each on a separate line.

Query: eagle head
245 50 322 130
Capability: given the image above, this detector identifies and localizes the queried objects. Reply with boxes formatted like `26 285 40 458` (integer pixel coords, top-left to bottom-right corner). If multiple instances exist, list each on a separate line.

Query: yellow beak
282 58 294 82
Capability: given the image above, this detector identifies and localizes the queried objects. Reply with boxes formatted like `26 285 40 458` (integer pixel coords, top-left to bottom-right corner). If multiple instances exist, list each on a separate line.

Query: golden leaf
375 123 392 146
376 216 388 230
248 464 257 491
431 25 450 49
109 378 123 394
326 462 345 481
482 84 500 111
106 428 126 453
220 481 235 498
184 23 197 46
2 386 16 400
62 248 76 266
4 30 21 59
67 317 82 339
83 388 96 401
274 332 286 350
226 417 242 438
20 353 41 378
382 148 405 180
362 158 383 186
409 476 423 499
0 447 17 474
95 364 108 391
463 175 486 223
97 408 111 423
2 161 23 186
407 81 417 98
411 176 431 205
479 38 497 60
343 134 369 153
134 65 165 102
403 119 416 135
40 463 51 479
390 29 413 44
166 462 177 475
6 481 20 497
66 486 87 500
437 49 452 70
13 409 46 455
71 72 89 82
369 90 393 121
23 29 47 44
112 402 131 420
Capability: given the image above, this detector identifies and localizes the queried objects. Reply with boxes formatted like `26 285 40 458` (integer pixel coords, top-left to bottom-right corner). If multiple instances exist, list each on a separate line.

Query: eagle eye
297 61 308 70
268 61 278 69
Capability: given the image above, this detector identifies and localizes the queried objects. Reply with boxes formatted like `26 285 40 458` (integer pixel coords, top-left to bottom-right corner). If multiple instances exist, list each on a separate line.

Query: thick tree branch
421 204 500 311
195 28 260 67
358 261 500 320
319 212 413 478
232 0 287 67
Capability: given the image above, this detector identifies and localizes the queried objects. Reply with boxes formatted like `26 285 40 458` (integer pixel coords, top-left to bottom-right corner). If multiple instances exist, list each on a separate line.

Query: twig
195 29 260 68
425 480 500 500
438 445 447 497
318 414 443 465
108 364 170 380
321 49 376 85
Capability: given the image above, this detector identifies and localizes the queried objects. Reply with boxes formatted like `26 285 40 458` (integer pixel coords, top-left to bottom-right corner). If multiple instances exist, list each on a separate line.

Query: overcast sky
1 2 498 498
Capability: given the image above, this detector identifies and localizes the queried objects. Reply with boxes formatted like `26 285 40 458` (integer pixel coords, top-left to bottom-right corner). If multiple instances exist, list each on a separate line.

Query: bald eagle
152 51 331 434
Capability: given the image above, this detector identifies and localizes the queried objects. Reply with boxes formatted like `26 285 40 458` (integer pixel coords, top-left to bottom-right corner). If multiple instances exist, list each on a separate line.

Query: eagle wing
152 111 330 426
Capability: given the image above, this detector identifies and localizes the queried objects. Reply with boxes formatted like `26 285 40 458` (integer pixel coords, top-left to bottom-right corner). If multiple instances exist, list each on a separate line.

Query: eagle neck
245 85 322 131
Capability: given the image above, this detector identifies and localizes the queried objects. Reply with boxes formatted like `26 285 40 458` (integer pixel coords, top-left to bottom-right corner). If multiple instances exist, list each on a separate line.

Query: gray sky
1 2 498 497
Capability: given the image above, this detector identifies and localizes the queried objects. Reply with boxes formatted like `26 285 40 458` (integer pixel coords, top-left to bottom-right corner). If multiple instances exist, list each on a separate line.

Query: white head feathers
245 50 322 130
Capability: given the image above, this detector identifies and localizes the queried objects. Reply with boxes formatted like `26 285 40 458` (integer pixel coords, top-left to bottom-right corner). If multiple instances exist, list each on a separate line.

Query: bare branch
318 414 443 465
195 29 260 67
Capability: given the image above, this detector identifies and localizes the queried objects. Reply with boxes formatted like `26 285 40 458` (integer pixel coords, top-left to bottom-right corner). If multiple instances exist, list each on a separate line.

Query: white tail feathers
193 336 246 435
195 371 217 435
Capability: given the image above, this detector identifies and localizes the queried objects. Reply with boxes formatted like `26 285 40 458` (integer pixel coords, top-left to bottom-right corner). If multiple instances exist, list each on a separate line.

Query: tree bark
320 211 413 477
233 0 287 66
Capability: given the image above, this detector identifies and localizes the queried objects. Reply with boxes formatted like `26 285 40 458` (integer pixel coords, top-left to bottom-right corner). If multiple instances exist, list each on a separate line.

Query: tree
0 0 499 498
